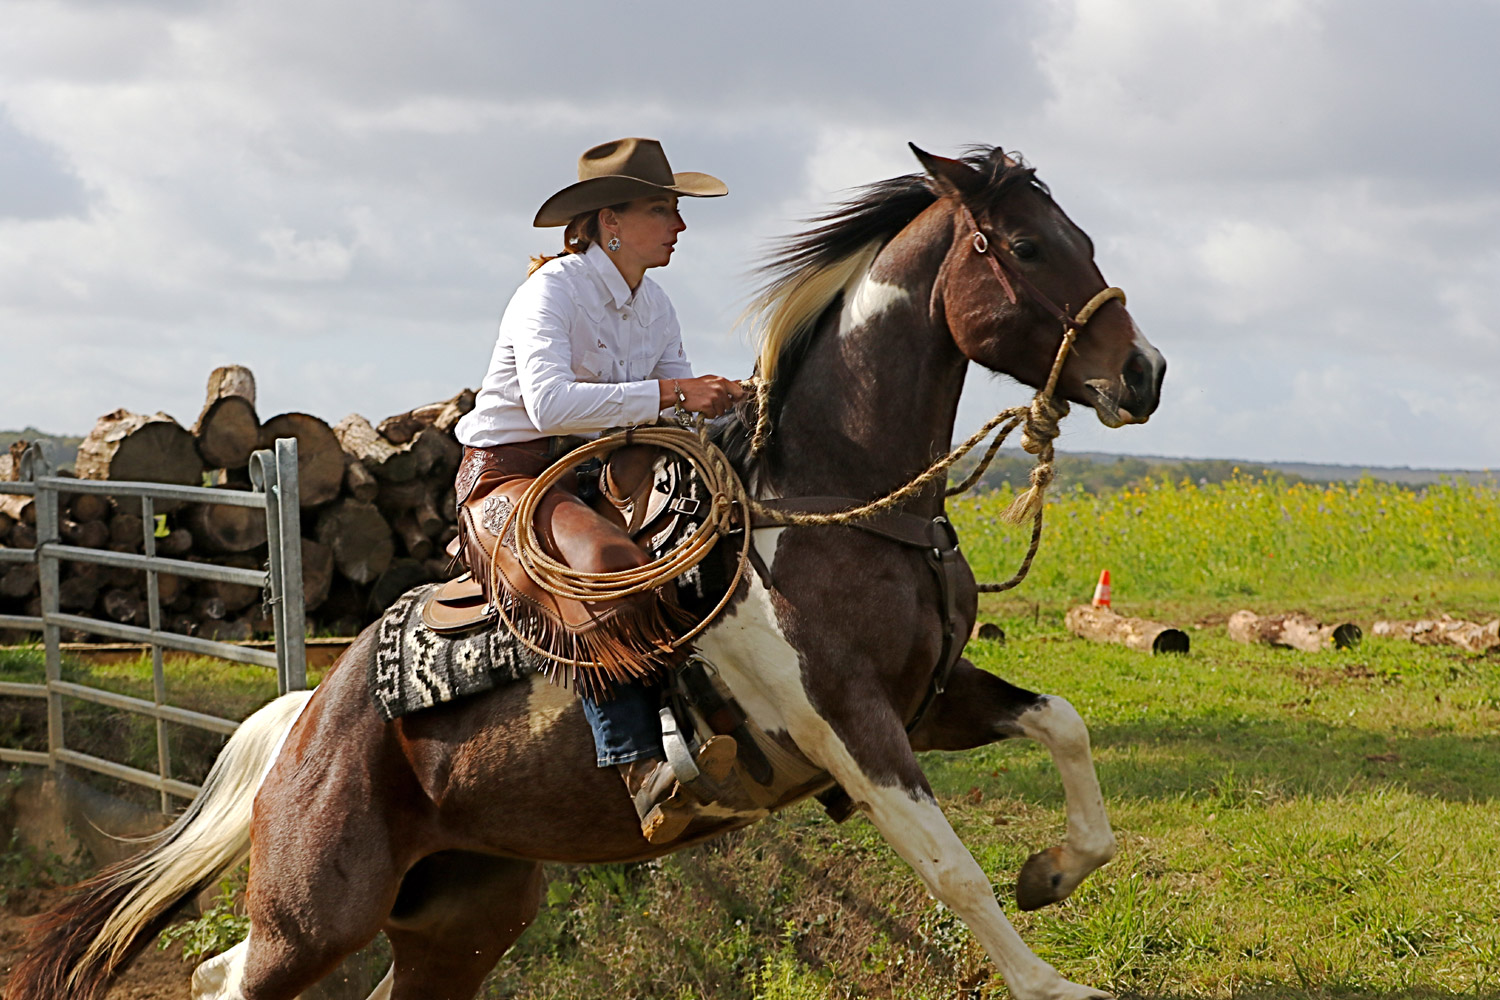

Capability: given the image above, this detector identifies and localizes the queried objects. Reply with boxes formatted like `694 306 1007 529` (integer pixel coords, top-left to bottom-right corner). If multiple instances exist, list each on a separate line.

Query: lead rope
502 286 1124 667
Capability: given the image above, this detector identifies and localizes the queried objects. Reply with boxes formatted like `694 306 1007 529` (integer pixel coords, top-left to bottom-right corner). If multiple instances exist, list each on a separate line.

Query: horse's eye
1010 240 1039 261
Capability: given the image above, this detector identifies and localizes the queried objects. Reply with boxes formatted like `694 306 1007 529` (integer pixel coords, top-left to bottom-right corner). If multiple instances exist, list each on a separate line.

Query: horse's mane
718 146 1041 472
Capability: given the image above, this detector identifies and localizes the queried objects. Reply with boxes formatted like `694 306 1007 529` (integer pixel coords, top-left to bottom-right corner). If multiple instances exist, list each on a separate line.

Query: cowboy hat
533 137 728 227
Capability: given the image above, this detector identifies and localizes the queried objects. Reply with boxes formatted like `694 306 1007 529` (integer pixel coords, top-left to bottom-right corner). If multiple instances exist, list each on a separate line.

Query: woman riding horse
451 137 746 843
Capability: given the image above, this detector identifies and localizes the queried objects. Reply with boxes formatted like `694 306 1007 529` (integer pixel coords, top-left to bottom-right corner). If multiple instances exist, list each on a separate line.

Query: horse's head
912 145 1165 427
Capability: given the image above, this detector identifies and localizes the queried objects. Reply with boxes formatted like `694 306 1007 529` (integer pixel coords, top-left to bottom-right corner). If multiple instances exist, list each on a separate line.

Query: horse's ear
909 143 983 198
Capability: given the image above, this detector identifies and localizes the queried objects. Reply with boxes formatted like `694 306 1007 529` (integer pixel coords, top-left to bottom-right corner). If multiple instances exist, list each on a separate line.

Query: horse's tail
5 688 314 1000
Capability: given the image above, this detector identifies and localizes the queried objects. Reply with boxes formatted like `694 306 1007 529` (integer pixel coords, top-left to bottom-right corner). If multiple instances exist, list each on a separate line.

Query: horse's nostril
1121 350 1162 417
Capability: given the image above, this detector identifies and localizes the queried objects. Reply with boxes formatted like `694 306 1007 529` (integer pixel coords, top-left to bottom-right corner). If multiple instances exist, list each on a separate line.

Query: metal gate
0 439 306 810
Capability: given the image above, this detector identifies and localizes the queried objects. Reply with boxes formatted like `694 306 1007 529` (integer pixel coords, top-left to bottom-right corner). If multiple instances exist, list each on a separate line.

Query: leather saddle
421 444 705 666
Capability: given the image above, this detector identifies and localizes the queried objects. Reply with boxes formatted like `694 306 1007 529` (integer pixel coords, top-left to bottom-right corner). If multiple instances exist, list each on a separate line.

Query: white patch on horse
840 272 909 334
526 672 576 735
697 530 1110 1000
1015 696 1117 884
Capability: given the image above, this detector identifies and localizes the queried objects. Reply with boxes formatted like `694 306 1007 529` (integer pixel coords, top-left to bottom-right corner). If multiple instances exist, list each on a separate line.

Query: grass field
3 475 1498 998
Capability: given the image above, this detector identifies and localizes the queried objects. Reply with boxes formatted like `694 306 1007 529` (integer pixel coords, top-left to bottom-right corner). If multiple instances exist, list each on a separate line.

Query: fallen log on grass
1372 616 1500 654
1227 610 1361 652
1066 605 1189 654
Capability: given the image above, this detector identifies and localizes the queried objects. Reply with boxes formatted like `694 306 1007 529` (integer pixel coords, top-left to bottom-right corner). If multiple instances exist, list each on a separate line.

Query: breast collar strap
748 498 966 735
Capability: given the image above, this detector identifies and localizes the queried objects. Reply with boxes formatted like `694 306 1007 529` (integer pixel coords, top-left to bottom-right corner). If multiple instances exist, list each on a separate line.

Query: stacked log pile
0 366 475 643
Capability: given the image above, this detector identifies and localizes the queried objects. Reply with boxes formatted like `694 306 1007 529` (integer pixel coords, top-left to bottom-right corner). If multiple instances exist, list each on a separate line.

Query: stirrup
631 735 738 845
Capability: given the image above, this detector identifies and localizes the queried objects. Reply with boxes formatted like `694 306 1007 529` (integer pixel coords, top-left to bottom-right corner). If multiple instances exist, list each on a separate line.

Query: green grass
0 645 295 795
953 474 1500 620
8 477 1500 997
469 480 1500 999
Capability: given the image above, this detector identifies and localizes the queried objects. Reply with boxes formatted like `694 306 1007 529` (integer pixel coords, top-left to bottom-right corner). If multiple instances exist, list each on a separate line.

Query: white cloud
0 0 1495 472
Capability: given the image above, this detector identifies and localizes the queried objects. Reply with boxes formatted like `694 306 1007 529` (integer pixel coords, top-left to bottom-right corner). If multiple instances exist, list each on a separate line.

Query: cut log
68 492 112 524
1372 616 1500 654
60 518 111 550
99 545 141 589
74 409 203 488
102 588 147 626
10 522 37 550
334 413 419 483
0 493 34 528
193 365 261 470
1066 605 1189 654
157 572 183 607
315 498 394 585
378 388 476 443
301 536 334 613
165 613 199 637
367 558 431 615
194 595 228 621
0 444 21 481
59 573 102 612
199 618 251 643
391 511 433 561
259 413 344 507
409 427 463 482
971 621 1006 643
0 563 39 599
1227 610 1361 652
343 457 379 503
158 527 195 557
200 554 264 614
185 491 268 554
109 512 145 550
377 479 444 537
0 510 14 543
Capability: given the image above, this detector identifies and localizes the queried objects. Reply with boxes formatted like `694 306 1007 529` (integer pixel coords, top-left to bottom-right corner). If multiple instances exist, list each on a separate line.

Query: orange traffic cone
1091 569 1111 608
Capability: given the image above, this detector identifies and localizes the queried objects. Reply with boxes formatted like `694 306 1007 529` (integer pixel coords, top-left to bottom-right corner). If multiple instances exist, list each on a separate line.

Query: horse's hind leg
382 852 545 1000
908 659 1116 909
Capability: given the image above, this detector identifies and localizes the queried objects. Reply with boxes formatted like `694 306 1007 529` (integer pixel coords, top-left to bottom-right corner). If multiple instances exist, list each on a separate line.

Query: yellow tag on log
154 514 169 538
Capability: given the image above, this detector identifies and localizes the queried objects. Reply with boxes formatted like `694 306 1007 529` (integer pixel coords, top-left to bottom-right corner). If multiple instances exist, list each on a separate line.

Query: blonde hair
526 203 628 278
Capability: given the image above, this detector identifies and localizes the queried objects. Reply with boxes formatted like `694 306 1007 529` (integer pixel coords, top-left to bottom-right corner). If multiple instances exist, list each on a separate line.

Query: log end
1332 623 1363 650
1151 629 1191 655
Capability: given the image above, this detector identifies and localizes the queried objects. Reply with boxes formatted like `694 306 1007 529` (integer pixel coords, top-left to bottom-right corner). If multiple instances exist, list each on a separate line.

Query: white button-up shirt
455 242 695 447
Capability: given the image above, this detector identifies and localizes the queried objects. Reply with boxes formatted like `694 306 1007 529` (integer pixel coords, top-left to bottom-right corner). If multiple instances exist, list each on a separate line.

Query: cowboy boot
619 735 738 845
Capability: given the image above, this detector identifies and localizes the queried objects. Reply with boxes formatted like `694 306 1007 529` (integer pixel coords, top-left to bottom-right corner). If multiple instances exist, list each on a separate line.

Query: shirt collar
585 240 635 310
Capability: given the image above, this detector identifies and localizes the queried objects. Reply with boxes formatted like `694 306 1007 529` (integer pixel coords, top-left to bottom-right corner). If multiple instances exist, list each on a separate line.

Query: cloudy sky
3 0 1496 470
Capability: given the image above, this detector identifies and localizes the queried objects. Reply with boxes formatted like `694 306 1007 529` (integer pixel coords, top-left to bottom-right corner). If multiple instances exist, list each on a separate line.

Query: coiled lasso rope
493 421 755 668
501 284 1125 665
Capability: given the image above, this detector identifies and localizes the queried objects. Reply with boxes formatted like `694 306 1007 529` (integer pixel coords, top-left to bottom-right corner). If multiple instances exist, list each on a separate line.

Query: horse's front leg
910 659 1117 909
798 695 1112 1000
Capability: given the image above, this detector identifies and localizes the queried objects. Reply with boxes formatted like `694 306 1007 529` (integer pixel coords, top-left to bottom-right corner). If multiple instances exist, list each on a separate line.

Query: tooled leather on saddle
424 440 711 698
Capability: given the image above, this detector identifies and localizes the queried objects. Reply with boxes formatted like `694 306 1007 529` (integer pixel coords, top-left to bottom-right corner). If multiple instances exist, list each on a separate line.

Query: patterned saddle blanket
371 582 552 720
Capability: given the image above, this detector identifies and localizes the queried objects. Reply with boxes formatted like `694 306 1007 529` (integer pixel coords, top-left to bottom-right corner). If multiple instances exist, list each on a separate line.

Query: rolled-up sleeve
511 271 664 434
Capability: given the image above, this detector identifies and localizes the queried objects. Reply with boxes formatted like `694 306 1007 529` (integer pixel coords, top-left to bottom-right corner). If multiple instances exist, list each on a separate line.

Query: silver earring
607 236 621 252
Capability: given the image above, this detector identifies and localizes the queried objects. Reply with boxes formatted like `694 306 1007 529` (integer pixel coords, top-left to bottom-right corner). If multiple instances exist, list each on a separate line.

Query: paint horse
11 144 1166 1000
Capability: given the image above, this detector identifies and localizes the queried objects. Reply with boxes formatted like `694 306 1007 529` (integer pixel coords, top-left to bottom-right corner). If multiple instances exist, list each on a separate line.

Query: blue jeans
581 679 664 766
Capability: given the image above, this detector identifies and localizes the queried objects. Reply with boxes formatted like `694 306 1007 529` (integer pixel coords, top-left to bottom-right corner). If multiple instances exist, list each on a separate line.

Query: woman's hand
658 376 746 418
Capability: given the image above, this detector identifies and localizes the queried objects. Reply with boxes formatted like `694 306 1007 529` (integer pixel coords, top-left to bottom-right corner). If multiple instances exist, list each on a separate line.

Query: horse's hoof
1015 846 1068 911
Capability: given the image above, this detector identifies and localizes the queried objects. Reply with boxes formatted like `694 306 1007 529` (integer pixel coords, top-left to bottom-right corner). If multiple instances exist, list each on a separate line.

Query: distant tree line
951 451 1308 495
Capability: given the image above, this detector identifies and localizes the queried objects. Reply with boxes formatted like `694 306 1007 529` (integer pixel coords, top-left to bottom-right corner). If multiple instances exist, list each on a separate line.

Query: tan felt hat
533 137 728 227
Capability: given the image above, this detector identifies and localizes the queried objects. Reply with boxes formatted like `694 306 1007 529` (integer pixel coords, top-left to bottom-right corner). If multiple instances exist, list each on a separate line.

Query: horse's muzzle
1087 347 1165 427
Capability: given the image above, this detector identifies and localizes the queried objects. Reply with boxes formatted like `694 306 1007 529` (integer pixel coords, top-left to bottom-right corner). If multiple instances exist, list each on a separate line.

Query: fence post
275 438 306 692
33 480 64 776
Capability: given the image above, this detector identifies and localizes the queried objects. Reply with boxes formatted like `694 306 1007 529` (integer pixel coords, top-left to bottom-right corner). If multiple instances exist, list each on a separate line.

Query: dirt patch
0 888 193 999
